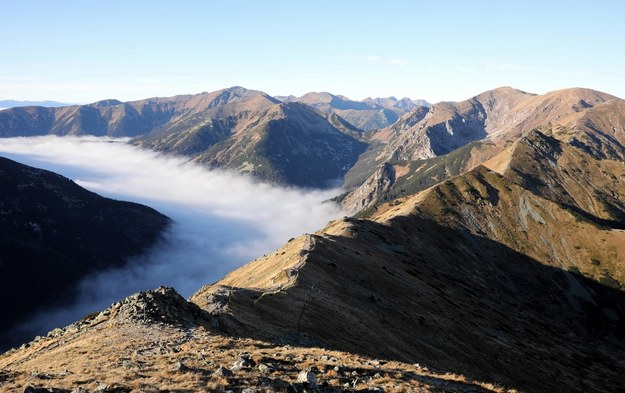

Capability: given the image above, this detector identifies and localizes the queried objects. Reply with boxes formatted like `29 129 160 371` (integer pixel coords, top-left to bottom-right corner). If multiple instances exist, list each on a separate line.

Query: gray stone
173 361 190 372
258 363 272 374
23 387 69 393
94 384 109 392
231 355 253 371
214 366 233 377
296 370 317 386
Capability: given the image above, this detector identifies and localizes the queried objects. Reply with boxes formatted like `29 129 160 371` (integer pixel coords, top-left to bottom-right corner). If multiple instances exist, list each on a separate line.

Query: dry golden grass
0 313 508 393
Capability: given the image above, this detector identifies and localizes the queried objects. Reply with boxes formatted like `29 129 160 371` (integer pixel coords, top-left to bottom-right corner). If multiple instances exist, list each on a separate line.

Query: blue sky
1 0 624 103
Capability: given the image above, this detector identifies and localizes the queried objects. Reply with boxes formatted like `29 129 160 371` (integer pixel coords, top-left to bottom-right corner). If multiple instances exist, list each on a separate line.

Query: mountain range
276 92 430 131
0 87 372 188
341 86 625 211
0 86 624 392
0 100 69 110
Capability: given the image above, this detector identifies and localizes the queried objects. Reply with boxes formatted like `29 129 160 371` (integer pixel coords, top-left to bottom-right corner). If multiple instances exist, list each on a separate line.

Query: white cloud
0 136 345 340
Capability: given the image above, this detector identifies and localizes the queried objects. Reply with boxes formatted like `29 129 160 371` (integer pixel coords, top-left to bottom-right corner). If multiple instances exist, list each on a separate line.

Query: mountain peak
89 98 123 108
472 86 535 103
538 87 618 106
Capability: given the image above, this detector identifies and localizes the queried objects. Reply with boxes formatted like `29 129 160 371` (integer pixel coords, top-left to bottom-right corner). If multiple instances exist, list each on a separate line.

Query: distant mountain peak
89 98 123 108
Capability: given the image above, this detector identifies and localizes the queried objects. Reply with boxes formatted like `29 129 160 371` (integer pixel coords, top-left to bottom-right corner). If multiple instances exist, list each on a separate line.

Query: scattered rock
46 328 64 338
231 354 254 371
296 370 317 386
258 363 272 374
93 384 131 393
23 387 69 393
29 371 52 380
214 366 233 377
94 384 109 392
241 388 257 393
173 361 190 372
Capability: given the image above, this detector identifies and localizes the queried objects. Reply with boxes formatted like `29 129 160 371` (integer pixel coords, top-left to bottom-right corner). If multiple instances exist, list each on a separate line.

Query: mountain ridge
341 87 625 212
190 129 625 392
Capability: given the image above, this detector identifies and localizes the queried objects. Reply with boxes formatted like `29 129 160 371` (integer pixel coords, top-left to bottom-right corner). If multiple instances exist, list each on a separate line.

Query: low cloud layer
0 136 345 341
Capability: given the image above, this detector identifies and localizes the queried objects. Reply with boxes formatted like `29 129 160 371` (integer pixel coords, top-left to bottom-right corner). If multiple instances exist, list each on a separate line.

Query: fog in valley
0 136 345 340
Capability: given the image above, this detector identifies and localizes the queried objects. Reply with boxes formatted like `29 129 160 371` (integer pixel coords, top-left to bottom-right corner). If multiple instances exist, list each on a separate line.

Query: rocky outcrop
340 163 396 213
97 286 212 327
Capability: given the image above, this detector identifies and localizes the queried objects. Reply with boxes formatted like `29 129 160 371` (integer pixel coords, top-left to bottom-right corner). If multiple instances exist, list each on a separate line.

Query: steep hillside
137 102 368 188
0 157 170 350
368 86 532 160
342 87 625 212
191 132 625 393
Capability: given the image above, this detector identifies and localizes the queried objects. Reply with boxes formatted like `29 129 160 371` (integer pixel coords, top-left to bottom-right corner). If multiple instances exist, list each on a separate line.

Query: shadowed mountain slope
191 132 625 393
136 102 368 188
0 157 170 350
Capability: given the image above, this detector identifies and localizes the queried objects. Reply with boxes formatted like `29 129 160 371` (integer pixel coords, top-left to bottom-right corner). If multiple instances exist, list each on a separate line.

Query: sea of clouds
0 136 345 341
